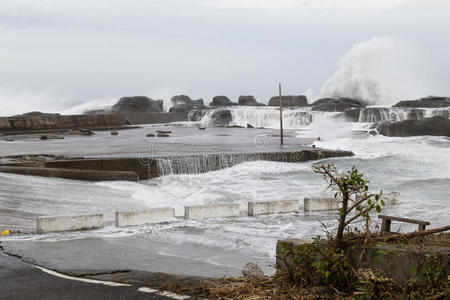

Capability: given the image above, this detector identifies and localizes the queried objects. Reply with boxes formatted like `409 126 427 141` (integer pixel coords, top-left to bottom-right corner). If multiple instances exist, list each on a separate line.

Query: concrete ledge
0 166 139 181
37 214 104 233
115 208 175 227
184 204 240 220
248 200 299 216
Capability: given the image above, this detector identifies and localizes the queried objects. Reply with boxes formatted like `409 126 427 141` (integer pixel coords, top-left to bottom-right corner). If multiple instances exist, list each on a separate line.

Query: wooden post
279 83 284 145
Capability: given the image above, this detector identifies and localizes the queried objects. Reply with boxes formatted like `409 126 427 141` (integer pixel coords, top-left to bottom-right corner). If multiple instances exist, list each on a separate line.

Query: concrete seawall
185 204 240 220
0 112 187 134
248 200 299 216
37 214 104 233
115 208 175 227
0 166 139 181
1 149 353 181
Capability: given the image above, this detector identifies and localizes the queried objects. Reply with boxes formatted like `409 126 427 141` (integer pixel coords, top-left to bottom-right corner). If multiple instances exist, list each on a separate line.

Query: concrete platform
184 204 240 220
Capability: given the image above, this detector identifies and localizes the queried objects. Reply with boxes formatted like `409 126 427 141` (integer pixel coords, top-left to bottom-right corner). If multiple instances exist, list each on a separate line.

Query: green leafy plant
314 163 384 248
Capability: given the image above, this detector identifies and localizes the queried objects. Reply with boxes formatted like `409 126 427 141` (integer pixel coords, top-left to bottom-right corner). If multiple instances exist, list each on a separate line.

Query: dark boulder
171 95 193 106
358 107 389 122
210 96 237 106
111 96 163 113
169 95 205 112
375 116 450 137
268 95 307 107
392 96 450 108
210 110 232 127
238 96 265 106
312 97 364 112
169 104 194 113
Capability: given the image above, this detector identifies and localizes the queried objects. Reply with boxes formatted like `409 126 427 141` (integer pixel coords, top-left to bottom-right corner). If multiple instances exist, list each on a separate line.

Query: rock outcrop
375 116 450 137
238 95 265 106
393 96 450 108
312 97 364 112
210 96 237 106
15 111 61 117
169 95 206 113
242 262 264 278
268 95 307 107
111 96 163 113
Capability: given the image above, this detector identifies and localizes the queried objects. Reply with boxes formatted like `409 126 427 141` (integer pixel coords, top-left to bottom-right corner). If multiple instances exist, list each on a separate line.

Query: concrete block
115 208 175 227
184 204 240 220
248 200 299 216
37 214 103 233
304 197 339 212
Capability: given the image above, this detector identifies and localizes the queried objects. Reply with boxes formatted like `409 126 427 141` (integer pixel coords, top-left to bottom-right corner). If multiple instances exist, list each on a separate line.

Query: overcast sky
0 0 449 113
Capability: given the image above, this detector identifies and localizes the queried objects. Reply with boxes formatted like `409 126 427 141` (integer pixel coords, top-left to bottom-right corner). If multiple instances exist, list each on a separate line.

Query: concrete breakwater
0 112 187 134
14 149 352 181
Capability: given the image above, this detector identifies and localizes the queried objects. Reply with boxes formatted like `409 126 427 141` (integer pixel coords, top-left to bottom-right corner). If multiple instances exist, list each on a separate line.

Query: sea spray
320 36 439 106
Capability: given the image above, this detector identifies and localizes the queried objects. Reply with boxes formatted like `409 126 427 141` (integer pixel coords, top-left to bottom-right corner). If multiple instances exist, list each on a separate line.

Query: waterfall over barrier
156 150 353 176
188 106 450 129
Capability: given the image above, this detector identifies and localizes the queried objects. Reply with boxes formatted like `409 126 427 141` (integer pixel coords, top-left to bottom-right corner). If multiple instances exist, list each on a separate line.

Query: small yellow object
325 271 330 278
1 229 11 236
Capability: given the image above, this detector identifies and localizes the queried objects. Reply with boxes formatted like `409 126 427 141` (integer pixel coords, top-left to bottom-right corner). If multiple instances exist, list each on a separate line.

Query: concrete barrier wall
0 166 139 181
37 214 104 233
115 208 175 227
304 197 339 212
248 200 299 216
305 193 400 212
184 204 240 220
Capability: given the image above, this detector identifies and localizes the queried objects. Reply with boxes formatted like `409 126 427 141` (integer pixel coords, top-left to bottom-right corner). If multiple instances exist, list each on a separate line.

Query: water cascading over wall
189 107 450 129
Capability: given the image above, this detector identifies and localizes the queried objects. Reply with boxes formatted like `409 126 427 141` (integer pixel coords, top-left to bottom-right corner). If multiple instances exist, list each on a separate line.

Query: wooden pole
279 83 284 145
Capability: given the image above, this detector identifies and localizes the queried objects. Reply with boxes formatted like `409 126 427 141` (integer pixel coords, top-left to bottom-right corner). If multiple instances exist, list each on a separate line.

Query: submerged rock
238 95 265 106
393 96 450 108
342 108 361 122
375 116 450 137
242 262 264 278
268 95 307 107
210 96 237 106
312 97 364 112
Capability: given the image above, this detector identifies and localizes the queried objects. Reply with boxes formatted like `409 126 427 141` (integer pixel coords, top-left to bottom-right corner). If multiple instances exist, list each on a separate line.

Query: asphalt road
0 252 182 300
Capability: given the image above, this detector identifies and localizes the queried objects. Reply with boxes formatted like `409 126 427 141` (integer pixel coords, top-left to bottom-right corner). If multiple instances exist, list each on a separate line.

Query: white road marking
35 265 131 287
156 291 191 299
35 264 193 299
137 287 158 293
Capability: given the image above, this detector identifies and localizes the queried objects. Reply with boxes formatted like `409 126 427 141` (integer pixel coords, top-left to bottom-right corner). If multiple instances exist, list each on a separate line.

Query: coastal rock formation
169 95 206 113
268 95 307 107
85 96 163 114
210 110 232 127
111 96 163 113
210 96 237 106
375 116 450 137
238 95 265 106
393 96 450 108
312 97 364 112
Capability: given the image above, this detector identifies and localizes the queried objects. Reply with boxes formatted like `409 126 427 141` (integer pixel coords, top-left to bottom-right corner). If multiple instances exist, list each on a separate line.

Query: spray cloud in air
320 36 439 106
